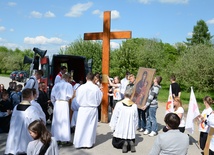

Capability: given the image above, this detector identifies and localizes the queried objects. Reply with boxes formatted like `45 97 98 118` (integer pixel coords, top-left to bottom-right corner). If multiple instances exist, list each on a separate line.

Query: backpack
29 77 36 88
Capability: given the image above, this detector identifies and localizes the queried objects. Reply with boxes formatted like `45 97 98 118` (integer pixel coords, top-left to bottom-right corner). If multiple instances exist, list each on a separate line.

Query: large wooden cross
84 11 132 123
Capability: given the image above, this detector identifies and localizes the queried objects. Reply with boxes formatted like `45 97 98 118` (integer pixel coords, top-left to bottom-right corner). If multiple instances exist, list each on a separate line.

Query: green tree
186 20 213 46
171 44 214 92
61 38 102 74
110 38 145 77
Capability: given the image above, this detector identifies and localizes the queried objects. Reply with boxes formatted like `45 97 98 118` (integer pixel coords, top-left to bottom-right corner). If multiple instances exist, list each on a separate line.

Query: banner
165 85 174 114
185 87 200 134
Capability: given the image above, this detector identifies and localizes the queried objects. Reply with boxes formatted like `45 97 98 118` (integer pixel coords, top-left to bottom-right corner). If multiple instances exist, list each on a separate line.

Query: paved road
0 76 202 155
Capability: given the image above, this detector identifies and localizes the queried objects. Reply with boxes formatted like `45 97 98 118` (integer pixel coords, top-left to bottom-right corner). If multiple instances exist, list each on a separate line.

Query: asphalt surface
0 76 202 155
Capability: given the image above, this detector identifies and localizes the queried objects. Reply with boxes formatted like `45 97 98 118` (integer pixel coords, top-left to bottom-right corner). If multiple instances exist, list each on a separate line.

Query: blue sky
0 0 214 56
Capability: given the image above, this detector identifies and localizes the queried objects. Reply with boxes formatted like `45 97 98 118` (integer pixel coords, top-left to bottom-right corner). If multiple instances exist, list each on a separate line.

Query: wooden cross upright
84 11 132 123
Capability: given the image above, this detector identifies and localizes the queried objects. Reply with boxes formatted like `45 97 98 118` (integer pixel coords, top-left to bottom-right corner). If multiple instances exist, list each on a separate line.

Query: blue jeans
145 106 158 132
138 108 146 129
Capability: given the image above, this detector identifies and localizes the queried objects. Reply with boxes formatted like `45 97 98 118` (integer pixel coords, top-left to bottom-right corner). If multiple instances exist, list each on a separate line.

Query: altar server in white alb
109 88 138 153
5 88 42 155
70 83 80 130
73 72 103 148
31 88 46 124
51 73 74 145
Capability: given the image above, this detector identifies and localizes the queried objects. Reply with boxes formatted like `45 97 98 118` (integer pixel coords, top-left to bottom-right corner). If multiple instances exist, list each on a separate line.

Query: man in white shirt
54 66 67 84
73 72 103 148
120 71 130 99
24 70 43 99
51 73 74 145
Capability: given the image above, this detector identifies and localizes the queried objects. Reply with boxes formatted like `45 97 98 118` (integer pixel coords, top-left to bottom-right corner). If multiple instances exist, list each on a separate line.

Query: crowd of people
1 68 214 154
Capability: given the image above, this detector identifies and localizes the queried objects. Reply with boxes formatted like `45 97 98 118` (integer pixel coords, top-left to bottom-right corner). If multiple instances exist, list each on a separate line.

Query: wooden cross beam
84 11 132 123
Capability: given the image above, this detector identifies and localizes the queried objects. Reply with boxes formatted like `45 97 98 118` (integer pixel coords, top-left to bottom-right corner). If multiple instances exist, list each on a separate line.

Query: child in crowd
10 84 23 107
0 91 13 112
27 120 59 155
0 91 13 133
107 76 122 110
197 96 213 151
143 76 162 137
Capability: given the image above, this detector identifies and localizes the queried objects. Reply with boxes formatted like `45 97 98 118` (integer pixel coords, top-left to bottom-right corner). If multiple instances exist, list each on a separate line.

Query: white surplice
73 81 103 148
71 97 79 127
31 100 46 124
109 98 138 140
5 103 41 155
51 79 73 142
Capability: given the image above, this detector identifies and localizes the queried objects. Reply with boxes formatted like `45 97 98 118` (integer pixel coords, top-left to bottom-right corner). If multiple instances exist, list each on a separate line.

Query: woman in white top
197 96 213 151
173 97 185 133
163 97 185 133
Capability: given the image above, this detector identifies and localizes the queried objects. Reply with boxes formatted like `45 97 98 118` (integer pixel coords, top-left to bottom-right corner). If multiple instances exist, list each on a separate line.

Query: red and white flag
166 85 174 114
185 87 200 134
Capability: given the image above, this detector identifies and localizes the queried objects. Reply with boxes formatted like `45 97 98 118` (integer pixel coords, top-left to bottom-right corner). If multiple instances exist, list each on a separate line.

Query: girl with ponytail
27 120 59 155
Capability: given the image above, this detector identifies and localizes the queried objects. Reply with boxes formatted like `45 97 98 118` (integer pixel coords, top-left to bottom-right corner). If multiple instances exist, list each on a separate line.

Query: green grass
158 82 214 113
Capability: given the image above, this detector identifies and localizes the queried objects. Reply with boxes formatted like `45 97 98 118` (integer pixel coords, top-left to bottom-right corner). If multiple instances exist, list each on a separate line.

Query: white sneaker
148 131 157 137
143 130 149 135
139 128 144 132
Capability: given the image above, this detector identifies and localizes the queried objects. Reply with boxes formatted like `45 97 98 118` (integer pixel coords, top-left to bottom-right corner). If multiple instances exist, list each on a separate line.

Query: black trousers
200 132 208 150
112 137 135 149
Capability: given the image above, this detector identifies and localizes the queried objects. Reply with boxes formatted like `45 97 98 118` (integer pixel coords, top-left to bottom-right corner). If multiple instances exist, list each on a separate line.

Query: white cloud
0 26 6 32
44 11 55 18
95 10 120 19
111 10 120 19
110 42 120 49
206 18 214 25
187 32 193 37
159 0 188 4
138 0 151 4
24 36 66 45
92 9 101 15
8 2 17 6
10 28 14 32
65 2 93 17
92 9 103 18
30 11 42 18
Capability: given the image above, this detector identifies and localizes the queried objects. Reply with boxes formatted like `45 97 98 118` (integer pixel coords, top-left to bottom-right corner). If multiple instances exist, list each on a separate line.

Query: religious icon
131 67 156 109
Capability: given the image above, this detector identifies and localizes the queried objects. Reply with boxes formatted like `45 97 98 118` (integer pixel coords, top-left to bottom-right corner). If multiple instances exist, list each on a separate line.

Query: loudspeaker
23 55 33 64
33 47 47 58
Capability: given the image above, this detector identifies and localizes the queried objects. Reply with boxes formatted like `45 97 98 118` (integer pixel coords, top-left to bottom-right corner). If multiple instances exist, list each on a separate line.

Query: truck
23 47 91 95
38 54 90 95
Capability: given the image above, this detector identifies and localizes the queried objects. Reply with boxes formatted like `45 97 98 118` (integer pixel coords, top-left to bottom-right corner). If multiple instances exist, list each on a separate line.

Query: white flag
185 87 200 134
165 85 174 114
